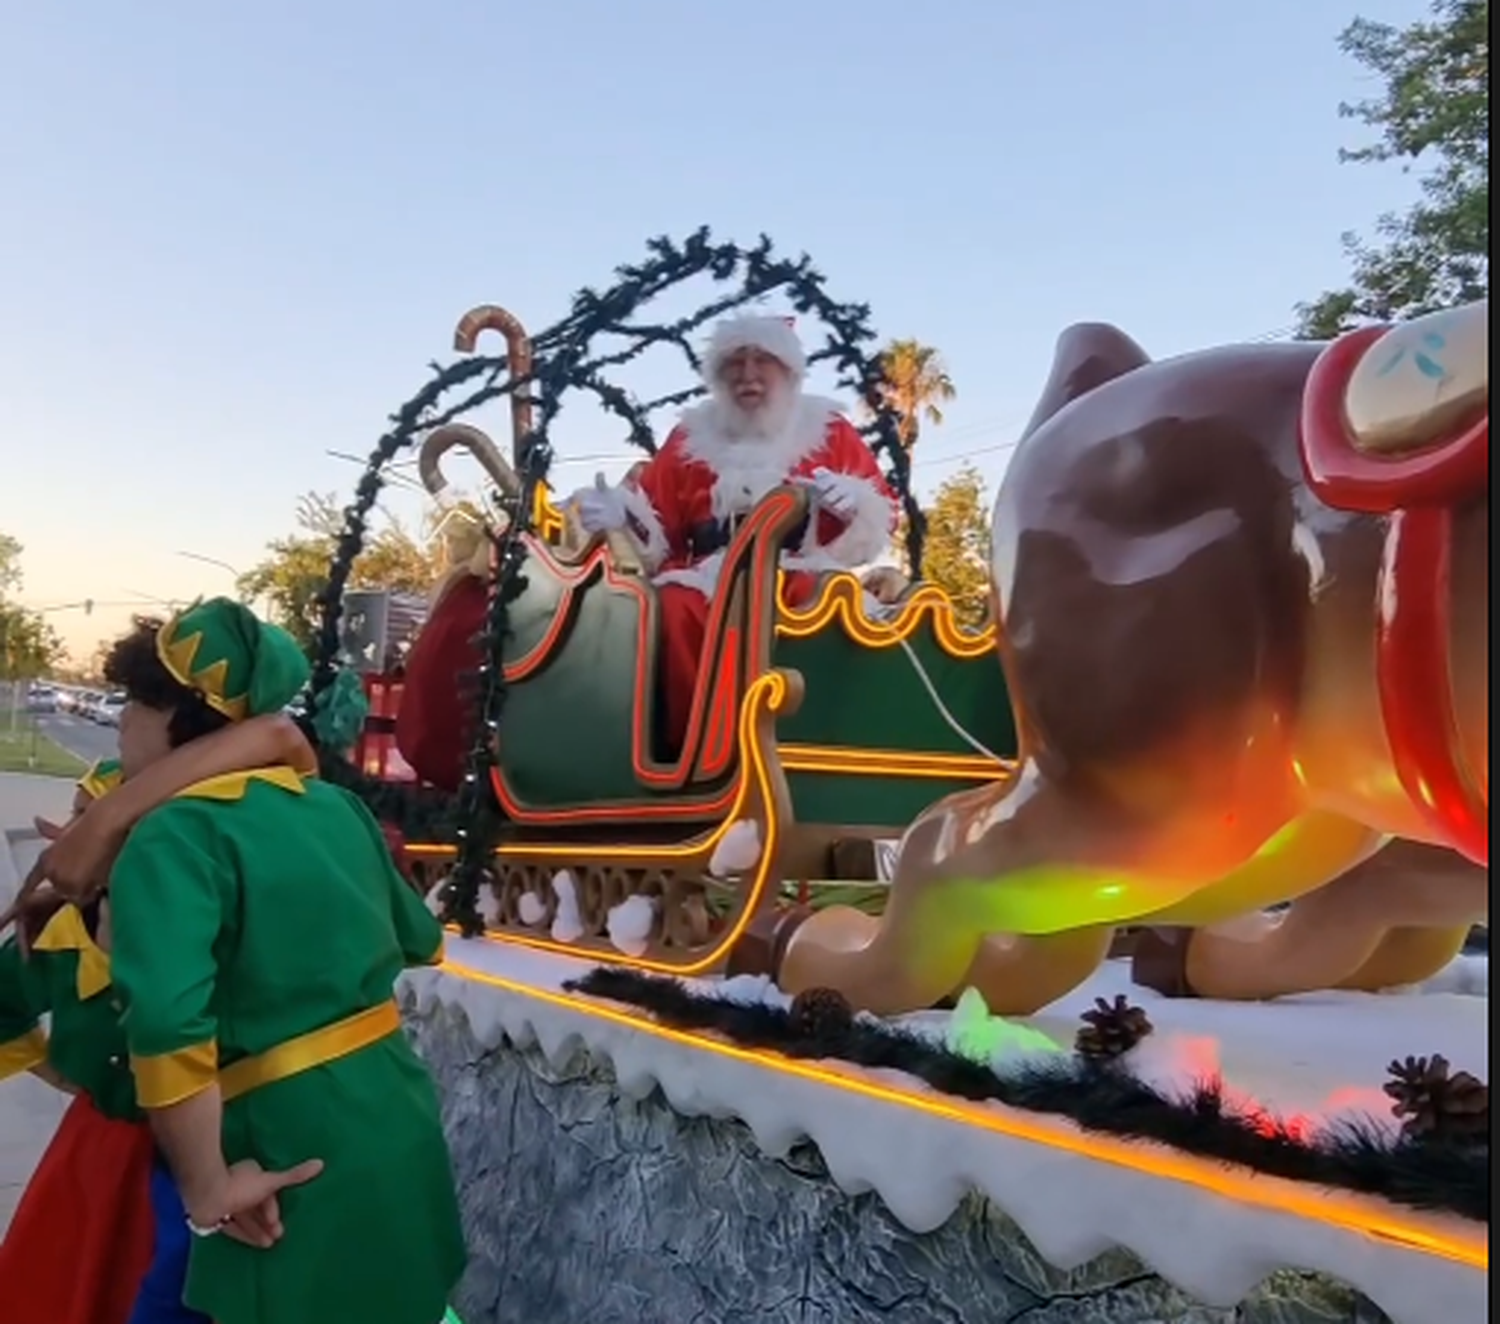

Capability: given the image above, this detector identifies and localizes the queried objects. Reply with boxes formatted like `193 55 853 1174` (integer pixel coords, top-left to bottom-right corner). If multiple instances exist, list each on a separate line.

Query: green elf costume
106 598 467 1324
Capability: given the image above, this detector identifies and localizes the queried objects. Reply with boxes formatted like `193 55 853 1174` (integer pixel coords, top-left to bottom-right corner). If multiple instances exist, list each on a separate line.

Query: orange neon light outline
532 484 566 543
779 744 1011 780
490 493 800 822
432 953 1487 1272
776 573 997 659
412 670 793 976
495 520 1002 824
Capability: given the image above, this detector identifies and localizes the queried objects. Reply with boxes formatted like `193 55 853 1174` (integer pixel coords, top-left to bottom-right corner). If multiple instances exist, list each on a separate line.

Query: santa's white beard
712 380 798 442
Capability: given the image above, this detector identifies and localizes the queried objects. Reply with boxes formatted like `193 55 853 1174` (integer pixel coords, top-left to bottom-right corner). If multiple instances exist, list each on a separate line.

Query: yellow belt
219 1000 402 1103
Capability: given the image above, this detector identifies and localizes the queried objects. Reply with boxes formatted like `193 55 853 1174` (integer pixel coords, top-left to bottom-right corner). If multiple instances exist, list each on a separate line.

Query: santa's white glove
803 466 859 520
571 472 629 534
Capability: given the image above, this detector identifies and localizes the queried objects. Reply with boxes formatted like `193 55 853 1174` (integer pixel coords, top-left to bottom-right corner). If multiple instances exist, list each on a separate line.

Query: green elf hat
155 597 310 722
77 757 124 801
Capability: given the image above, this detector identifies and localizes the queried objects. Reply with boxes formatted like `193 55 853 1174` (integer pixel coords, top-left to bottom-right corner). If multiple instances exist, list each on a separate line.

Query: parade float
311 231 1488 1324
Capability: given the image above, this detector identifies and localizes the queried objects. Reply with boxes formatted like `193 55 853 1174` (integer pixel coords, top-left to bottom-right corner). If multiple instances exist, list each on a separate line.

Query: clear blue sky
1 0 1428 656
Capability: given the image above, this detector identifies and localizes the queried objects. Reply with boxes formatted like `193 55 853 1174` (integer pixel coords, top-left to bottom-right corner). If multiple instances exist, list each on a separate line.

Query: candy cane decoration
453 303 534 465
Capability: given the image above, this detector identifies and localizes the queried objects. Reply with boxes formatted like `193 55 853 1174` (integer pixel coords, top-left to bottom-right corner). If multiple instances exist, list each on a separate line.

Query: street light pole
176 550 243 578
176 550 271 619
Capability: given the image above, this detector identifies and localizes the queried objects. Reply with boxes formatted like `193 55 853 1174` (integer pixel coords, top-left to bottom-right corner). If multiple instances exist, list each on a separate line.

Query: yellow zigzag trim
156 615 249 721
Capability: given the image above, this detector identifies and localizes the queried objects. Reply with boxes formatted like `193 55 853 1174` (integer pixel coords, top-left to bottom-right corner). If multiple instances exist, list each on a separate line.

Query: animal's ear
1020 323 1152 442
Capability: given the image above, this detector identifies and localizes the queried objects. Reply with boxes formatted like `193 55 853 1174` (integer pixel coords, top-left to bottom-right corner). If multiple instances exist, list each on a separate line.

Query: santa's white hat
703 315 806 385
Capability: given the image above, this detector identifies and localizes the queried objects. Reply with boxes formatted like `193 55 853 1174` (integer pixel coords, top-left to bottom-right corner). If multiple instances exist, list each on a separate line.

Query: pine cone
788 987 855 1040
1076 994 1153 1061
1384 1054 1489 1142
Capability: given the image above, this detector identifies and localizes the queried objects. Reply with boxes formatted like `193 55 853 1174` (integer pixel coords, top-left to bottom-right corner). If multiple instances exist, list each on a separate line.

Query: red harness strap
1300 325 1489 866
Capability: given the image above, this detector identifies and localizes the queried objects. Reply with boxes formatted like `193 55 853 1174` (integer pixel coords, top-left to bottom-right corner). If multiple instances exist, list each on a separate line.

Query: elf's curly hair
103 615 232 748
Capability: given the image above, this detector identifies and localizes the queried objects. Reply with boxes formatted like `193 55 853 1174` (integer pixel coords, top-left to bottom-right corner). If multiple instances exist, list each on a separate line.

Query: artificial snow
516 891 548 927
605 895 656 957
549 871 584 944
708 819 761 877
404 938 1488 1324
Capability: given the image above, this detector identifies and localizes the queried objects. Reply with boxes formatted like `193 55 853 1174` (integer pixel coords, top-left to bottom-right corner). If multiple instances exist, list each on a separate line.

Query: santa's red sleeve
812 416 900 567
620 429 691 572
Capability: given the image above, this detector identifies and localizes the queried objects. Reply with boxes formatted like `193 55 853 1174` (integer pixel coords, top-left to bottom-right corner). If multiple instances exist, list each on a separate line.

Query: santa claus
571 314 898 753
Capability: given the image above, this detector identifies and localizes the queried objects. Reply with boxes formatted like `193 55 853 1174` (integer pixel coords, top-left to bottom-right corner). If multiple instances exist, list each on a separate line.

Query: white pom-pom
517 892 548 927
606 895 657 957
550 870 585 944
709 820 762 877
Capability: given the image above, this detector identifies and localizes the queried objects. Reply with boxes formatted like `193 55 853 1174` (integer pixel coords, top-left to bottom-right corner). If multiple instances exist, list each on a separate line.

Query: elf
0 705 319 1324
96 598 466 1324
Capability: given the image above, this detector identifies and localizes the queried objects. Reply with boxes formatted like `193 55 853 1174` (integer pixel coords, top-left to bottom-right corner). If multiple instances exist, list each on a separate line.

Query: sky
0 0 1433 658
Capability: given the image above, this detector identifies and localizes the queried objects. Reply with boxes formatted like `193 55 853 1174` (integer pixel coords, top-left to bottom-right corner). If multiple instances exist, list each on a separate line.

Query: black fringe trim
563 966 1488 1224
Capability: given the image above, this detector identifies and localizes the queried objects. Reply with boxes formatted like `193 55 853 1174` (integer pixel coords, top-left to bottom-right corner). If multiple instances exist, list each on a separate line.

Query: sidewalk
0 771 76 1237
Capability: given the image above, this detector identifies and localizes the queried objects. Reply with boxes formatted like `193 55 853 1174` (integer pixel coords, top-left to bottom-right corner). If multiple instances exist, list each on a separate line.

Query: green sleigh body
395 484 1016 968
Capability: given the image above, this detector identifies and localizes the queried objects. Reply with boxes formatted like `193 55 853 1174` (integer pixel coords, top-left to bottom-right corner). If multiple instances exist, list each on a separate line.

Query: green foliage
0 533 21 598
0 532 64 680
873 339 957 450
238 492 442 656
1298 0 1489 338
904 466 992 631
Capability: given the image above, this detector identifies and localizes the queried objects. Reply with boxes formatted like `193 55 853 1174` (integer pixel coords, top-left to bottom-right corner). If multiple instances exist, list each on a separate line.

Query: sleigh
390 412 1015 967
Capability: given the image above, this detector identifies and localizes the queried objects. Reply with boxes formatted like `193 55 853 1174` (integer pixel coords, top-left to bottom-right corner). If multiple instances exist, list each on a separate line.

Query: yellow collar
33 906 112 1001
174 764 309 802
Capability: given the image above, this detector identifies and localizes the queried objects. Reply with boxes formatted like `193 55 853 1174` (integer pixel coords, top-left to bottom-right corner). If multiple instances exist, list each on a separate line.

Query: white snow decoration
606 895 657 957
944 987 1065 1066
478 884 504 930
550 870 584 943
1414 953 1487 997
517 892 548 927
709 819 761 877
400 942 1489 1324
717 974 790 1009
424 879 446 916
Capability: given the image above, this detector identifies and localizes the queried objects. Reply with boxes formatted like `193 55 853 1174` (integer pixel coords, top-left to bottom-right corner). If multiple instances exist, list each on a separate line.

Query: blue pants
126 1158 211 1324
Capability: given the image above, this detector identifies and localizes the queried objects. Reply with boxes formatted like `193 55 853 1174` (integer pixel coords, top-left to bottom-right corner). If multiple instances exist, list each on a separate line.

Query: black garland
309 229 925 933
563 967 1489 1224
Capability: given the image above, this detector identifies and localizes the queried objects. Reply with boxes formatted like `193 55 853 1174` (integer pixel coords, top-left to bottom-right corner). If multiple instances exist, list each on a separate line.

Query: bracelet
185 1212 229 1238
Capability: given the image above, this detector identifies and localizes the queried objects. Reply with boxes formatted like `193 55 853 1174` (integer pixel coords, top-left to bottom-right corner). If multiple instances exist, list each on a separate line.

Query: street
0 772 77 1236
34 711 119 768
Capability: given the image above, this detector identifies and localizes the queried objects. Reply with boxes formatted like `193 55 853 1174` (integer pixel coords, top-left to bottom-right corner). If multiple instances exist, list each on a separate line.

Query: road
35 711 120 767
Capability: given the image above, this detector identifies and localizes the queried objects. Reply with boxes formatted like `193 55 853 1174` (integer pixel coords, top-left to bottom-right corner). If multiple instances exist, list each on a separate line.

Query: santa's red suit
584 316 898 752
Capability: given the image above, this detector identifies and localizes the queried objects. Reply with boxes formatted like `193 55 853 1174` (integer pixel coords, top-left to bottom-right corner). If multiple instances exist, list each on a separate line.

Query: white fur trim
704 315 806 383
652 550 725 601
681 396 843 522
619 485 671 572
812 473 897 567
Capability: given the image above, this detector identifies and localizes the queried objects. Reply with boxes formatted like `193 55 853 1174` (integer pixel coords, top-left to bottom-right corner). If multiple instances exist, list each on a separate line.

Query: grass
0 712 87 778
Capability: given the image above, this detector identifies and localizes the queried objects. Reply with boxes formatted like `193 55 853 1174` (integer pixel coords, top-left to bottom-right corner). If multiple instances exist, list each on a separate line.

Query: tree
873 339 957 450
0 532 64 680
238 492 443 655
1297 0 1489 338
0 610 64 681
909 466 992 631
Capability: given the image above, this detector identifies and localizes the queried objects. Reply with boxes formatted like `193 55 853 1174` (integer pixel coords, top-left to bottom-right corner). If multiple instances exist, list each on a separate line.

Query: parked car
26 684 57 713
96 693 127 727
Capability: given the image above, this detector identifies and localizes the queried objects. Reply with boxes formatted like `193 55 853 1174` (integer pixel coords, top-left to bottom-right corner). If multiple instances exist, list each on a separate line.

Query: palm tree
874 339 957 450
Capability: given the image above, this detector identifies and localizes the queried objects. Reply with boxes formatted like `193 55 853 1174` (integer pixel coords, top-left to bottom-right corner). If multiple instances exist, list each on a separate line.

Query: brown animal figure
769 303 1488 1016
